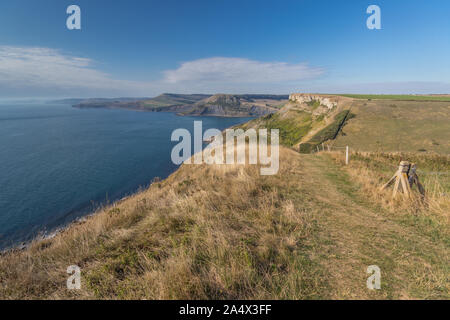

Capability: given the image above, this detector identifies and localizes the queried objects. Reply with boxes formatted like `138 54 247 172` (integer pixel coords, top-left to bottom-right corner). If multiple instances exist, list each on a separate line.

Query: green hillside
241 94 450 154
333 99 450 154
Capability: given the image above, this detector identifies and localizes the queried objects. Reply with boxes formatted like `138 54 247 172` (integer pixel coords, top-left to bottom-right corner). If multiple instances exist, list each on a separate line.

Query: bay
0 103 252 249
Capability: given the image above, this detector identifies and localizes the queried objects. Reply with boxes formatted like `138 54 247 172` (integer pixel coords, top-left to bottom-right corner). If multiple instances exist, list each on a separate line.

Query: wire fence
309 143 450 175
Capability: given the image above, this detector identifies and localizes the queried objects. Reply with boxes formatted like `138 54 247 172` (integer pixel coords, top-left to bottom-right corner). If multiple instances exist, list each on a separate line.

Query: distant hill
139 93 211 109
49 97 149 105
72 94 207 111
72 93 288 117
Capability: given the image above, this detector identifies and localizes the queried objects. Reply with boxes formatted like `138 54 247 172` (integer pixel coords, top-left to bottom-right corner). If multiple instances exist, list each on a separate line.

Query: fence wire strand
311 144 450 175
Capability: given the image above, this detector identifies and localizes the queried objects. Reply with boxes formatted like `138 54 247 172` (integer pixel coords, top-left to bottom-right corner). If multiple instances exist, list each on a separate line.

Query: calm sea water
0 103 252 249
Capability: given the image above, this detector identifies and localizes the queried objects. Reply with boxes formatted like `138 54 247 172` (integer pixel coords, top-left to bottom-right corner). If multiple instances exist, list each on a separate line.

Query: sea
0 102 252 249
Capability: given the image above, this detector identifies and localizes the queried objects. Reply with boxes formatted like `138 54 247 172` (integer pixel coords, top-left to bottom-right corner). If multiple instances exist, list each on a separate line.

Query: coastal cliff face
179 94 285 117
288 93 338 110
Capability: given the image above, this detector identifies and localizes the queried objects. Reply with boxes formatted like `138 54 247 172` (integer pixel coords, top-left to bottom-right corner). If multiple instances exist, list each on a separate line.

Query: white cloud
4 46 447 98
163 57 324 84
0 46 150 97
0 47 325 97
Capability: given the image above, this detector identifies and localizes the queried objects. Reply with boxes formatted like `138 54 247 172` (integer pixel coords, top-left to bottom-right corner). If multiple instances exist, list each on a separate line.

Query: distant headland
51 93 289 117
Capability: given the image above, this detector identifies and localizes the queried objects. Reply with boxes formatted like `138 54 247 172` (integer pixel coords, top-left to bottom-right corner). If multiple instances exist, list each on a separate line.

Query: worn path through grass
1 149 447 299
299 154 449 299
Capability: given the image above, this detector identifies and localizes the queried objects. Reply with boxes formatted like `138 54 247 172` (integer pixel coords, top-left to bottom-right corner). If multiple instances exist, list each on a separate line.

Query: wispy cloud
0 46 326 97
2 46 447 98
0 46 149 97
163 57 324 84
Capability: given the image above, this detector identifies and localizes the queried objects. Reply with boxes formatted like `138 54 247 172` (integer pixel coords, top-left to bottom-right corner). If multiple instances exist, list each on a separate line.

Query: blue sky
0 0 449 97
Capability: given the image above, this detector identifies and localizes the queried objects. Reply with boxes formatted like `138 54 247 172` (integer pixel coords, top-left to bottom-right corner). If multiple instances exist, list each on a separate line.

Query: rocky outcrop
289 94 338 110
178 94 286 117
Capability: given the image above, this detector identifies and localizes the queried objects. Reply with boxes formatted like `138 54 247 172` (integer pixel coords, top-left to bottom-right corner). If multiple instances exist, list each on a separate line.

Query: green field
334 99 450 154
338 94 450 102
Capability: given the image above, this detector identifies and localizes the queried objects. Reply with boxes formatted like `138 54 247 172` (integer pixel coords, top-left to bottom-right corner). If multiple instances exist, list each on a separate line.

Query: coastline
0 115 253 254
0 193 133 254
1 106 448 298
73 104 271 118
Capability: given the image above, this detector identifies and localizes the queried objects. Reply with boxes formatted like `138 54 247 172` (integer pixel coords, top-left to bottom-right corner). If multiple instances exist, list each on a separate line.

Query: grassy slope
334 99 450 153
0 147 448 299
239 107 356 152
307 153 448 299
1 94 449 299
242 96 450 154
247 111 313 147
239 106 338 148
298 110 355 153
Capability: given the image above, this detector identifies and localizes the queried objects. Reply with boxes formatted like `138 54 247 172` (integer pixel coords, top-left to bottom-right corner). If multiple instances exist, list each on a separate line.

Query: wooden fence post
345 146 349 165
380 161 412 198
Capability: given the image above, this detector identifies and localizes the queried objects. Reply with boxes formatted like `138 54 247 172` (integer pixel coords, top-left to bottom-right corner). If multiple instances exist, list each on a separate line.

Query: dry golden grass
328 151 449 224
333 99 450 154
0 146 448 299
0 147 328 299
309 151 449 299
